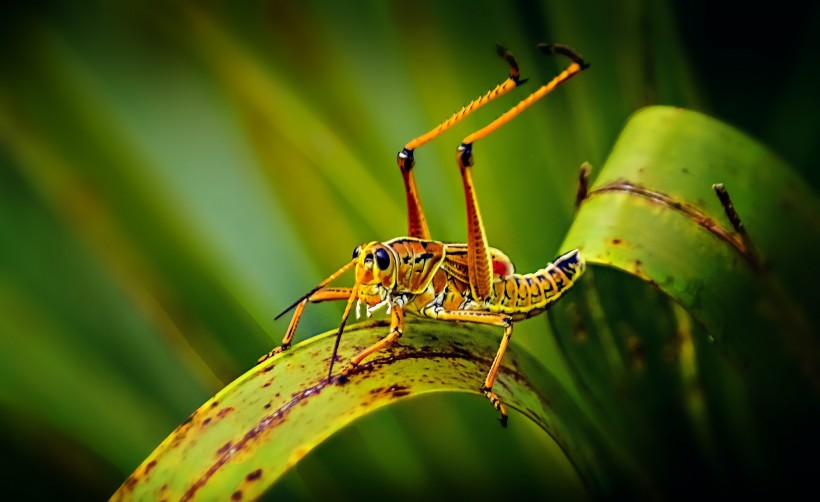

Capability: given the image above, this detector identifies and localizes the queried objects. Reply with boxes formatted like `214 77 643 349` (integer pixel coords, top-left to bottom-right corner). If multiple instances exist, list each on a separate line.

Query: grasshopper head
352 242 397 291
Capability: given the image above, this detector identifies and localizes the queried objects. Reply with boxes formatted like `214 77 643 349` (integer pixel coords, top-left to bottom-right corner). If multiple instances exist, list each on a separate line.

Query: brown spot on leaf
178 413 195 429
611 238 622 245
122 476 137 492
217 407 235 418
217 441 233 456
231 490 243 500
626 334 646 370
448 343 471 357
145 460 157 475
566 304 587 343
386 383 411 398
633 259 647 279
246 469 263 482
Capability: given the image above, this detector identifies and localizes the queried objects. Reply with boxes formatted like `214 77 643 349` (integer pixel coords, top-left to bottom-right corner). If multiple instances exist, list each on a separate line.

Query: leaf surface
113 319 621 500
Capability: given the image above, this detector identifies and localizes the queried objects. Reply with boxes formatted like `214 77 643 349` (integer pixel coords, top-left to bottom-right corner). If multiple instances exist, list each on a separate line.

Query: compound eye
374 247 390 270
352 245 362 260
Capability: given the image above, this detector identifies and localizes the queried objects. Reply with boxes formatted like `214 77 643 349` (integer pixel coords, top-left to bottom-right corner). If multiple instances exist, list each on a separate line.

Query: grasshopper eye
374 248 390 270
352 246 361 260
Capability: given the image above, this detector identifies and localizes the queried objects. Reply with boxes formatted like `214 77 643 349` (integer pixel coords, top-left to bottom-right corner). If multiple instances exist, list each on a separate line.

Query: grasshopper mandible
261 43 589 425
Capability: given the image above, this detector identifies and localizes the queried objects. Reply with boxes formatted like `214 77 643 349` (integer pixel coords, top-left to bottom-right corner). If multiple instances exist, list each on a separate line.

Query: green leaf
112 319 626 500
113 106 820 498
552 106 820 493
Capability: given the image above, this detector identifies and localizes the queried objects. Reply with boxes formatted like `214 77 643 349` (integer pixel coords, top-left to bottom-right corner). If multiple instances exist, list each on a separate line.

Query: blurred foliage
1 0 819 499
557 106 820 496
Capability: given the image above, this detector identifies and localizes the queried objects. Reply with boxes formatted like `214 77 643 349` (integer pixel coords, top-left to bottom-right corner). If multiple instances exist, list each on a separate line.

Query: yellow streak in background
0 88 225 394
180 6 403 234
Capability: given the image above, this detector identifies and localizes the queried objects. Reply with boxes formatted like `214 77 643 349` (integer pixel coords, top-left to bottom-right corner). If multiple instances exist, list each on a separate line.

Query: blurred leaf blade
553 106 820 493
565 106 820 377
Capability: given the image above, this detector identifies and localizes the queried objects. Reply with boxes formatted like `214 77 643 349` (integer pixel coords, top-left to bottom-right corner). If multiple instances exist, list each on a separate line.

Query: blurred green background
1 0 818 499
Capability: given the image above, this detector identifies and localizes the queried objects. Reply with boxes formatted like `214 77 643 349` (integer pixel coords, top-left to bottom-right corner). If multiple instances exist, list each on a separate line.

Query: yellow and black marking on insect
261 43 589 426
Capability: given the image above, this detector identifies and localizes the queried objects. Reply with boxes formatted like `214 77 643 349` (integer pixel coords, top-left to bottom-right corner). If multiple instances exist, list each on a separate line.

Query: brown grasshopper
262 43 588 425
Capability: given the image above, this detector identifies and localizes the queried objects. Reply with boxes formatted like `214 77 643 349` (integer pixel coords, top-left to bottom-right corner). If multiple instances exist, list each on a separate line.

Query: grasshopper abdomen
485 249 585 319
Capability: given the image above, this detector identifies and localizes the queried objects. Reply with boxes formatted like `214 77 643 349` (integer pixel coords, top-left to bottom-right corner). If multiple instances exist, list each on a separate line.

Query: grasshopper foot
481 386 509 427
257 343 290 364
333 362 358 385
340 361 358 378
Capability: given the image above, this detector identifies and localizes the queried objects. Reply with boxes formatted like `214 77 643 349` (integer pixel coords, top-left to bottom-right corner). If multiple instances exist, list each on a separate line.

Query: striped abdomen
485 249 585 318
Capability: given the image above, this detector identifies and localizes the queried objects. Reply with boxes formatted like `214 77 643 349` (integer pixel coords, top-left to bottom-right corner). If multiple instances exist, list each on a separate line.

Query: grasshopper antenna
327 282 361 381
274 259 357 320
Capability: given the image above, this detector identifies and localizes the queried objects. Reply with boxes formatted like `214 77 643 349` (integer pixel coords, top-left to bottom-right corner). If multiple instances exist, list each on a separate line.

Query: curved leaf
113 106 820 499
112 319 626 500
552 106 820 493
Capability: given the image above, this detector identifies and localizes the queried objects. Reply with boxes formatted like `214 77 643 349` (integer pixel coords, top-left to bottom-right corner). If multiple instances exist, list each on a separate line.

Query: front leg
258 288 353 364
341 297 405 376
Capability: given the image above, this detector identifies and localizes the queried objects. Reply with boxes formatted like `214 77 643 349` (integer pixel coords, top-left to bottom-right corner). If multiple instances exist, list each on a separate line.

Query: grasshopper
262 43 589 425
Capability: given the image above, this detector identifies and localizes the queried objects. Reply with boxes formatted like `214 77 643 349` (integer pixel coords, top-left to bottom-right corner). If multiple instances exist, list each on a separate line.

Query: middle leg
341 300 405 376
424 307 514 426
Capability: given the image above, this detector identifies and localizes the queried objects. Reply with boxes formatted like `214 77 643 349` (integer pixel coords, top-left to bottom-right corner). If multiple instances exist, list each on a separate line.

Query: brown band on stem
576 162 591 209
588 179 763 269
